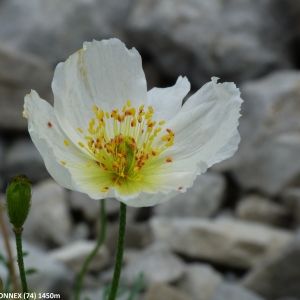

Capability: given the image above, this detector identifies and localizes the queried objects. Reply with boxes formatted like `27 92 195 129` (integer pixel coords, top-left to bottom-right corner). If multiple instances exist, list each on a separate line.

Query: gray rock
23 179 72 248
241 231 300 300
69 191 119 222
212 283 265 300
0 43 53 131
69 222 90 242
276 298 300 300
154 172 225 218
49 240 110 273
280 188 300 226
105 222 152 253
80 288 134 300
0 135 6 173
150 217 293 269
0 0 129 64
127 0 292 87
215 71 300 195
236 195 289 226
178 263 223 300
0 237 74 297
3 138 49 183
121 242 186 285
145 282 191 300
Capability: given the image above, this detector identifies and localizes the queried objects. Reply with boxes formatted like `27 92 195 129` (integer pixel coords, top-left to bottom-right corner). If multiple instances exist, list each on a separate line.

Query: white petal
135 78 241 199
52 38 147 146
23 90 85 191
147 76 190 122
119 189 181 207
164 77 243 170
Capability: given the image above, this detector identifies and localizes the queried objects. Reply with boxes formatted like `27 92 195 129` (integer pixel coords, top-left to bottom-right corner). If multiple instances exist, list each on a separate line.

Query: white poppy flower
23 39 242 207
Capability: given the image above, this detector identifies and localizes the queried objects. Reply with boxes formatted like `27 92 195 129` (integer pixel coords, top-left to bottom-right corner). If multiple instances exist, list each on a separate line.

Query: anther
64 140 70 146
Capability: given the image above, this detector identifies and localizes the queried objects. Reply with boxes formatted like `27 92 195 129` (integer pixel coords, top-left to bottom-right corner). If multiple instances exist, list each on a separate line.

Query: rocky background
1 0 300 299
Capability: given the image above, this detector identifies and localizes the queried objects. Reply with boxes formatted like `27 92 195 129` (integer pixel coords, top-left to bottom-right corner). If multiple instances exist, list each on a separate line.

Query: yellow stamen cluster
63 100 175 193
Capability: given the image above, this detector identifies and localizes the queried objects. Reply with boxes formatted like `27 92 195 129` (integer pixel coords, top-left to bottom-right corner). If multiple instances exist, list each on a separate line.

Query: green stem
13 227 28 293
74 199 106 300
108 202 127 300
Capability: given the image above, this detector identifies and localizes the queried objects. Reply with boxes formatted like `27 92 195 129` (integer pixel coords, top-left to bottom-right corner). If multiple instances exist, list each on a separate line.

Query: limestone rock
154 172 225 218
145 282 191 300
150 217 293 269
242 231 300 299
0 0 129 64
69 191 120 222
49 240 110 273
0 238 74 298
280 188 300 226
236 195 289 226
121 242 186 285
127 0 292 87
178 263 223 300
23 179 72 248
215 71 300 195
212 283 266 300
3 138 49 183
0 43 53 131
105 222 152 253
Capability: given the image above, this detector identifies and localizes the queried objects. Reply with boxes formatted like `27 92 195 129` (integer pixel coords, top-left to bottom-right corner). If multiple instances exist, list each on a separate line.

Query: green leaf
25 268 38 275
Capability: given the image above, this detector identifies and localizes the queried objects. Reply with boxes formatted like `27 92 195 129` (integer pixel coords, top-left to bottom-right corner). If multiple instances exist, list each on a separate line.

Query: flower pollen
63 101 175 193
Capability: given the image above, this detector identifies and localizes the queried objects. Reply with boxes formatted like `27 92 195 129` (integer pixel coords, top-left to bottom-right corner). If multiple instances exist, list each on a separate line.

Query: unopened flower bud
6 174 32 228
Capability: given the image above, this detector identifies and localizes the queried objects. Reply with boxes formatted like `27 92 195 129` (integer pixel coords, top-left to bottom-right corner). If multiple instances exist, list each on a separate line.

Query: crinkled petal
163 77 242 170
125 78 242 200
23 90 87 190
147 76 190 122
52 38 147 146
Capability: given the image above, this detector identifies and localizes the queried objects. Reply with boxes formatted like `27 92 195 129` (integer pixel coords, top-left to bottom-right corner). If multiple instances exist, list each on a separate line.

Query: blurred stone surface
23 179 72 248
105 222 152 253
49 240 110 273
242 231 300 300
145 282 191 300
178 263 223 300
0 136 6 172
281 188 300 226
236 194 289 226
0 0 129 65
0 238 74 298
69 191 120 222
121 242 185 285
0 43 53 131
80 288 133 300
212 283 266 300
215 71 300 195
151 217 293 269
127 0 292 87
3 137 49 183
154 172 225 218
69 222 90 242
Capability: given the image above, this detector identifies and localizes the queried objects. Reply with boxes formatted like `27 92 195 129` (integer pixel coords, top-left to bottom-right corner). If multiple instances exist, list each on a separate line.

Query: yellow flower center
62 100 174 193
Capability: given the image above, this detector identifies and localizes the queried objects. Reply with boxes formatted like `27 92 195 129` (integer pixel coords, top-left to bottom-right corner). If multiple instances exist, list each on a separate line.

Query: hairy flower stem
0 206 18 293
13 227 28 293
74 199 106 300
108 202 127 300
